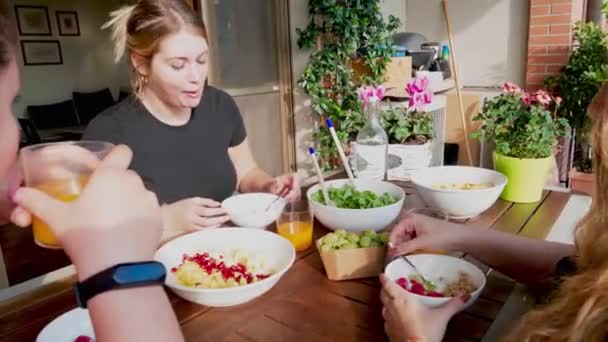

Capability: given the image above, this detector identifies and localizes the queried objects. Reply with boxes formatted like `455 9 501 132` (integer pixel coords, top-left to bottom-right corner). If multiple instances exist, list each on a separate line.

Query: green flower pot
493 152 552 203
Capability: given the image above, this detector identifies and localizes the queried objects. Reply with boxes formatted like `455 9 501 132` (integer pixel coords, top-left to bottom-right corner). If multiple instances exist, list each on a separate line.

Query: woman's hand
14 145 162 280
380 274 467 342
266 174 301 203
162 197 229 232
388 213 471 258
0 163 22 225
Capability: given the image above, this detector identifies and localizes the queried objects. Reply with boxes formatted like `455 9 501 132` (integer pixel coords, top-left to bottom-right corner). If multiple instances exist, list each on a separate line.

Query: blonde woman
383 84 608 341
84 0 300 234
0 2 184 341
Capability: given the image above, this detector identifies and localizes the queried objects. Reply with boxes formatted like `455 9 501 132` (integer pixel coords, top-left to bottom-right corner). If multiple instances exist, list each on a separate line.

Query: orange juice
277 221 313 252
32 176 89 248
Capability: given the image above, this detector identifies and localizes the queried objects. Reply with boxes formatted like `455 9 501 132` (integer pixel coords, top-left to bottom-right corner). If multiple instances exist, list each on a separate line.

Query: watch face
114 262 166 284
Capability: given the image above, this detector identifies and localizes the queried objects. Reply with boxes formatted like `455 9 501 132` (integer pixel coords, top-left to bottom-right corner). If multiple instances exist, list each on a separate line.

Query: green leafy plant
381 107 433 144
297 0 400 169
472 83 569 159
544 19 608 172
380 75 434 145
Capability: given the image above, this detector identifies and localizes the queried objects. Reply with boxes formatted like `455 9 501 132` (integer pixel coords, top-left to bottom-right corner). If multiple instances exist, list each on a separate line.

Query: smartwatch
74 261 166 308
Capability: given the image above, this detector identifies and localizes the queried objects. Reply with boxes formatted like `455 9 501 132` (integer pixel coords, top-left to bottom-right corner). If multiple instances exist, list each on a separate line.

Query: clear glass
20 141 113 249
352 101 389 180
276 201 313 252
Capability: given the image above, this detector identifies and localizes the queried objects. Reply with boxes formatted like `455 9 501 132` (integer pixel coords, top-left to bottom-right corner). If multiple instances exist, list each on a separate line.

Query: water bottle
352 100 388 180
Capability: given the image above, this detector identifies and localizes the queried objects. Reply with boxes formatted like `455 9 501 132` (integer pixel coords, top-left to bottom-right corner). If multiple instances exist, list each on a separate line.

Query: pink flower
358 85 385 104
534 90 552 106
555 96 562 105
375 85 386 101
365 86 375 100
357 86 367 102
406 76 430 97
503 82 522 94
423 91 433 104
521 92 532 106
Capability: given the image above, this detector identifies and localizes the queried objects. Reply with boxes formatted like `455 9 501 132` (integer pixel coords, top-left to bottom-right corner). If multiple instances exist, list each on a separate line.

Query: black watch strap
74 261 166 308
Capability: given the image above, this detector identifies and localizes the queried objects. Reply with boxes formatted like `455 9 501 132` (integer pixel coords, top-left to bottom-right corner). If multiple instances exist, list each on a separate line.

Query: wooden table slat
518 190 572 240
490 191 551 235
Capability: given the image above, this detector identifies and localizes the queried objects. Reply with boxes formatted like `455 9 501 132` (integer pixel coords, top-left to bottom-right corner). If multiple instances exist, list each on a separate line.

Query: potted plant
544 17 608 194
472 82 569 203
381 76 434 181
297 0 400 170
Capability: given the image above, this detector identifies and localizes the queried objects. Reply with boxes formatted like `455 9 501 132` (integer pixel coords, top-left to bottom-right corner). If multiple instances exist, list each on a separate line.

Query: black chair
118 90 131 103
27 100 80 130
18 118 42 145
73 88 115 126
18 118 82 146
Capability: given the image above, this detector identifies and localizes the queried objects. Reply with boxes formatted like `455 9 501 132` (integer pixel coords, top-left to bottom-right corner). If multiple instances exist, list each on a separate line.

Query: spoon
400 255 436 289
308 147 335 207
265 187 289 212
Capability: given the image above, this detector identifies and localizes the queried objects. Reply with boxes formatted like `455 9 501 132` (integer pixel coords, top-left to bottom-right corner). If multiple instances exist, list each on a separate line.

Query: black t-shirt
83 86 247 204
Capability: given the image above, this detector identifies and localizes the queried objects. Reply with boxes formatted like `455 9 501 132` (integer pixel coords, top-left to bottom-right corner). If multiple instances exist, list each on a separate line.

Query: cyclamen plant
380 76 434 144
357 85 386 106
472 82 569 159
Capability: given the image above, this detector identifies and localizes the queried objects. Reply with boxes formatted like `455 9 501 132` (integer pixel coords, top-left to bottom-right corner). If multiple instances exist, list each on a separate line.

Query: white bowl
306 178 405 232
410 166 507 219
385 254 486 308
222 193 287 228
154 228 295 307
37 308 94 342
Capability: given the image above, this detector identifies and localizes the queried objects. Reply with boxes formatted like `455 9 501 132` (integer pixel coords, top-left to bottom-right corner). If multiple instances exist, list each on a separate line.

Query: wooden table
0 182 572 341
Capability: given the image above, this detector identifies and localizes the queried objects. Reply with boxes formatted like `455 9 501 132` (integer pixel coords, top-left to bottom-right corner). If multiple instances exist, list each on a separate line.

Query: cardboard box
316 237 387 281
351 56 412 96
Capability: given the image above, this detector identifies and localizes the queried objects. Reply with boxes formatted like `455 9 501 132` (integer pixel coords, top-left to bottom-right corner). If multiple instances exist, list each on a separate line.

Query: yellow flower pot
493 152 552 203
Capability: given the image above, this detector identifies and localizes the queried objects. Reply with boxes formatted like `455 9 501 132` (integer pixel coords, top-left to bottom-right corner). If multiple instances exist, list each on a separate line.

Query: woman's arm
459 228 574 288
390 216 575 290
228 138 274 193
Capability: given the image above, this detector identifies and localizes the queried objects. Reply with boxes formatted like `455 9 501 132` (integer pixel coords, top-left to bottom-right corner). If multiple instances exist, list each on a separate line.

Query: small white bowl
154 228 295 307
222 193 287 228
410 166 507 219
385 254 486 308
37 308 94 342
307 178 405 232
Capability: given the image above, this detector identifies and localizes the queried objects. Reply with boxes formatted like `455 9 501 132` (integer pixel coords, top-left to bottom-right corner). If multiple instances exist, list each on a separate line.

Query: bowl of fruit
155 228 295 307
307 179 405 232
317 229 389 281
384 254 486 308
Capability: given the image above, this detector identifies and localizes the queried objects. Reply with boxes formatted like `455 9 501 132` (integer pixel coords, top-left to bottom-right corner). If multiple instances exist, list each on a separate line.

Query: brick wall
525 0 585 91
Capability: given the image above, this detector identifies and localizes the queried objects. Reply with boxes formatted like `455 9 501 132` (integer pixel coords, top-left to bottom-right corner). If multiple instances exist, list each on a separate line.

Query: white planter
387 142 432 181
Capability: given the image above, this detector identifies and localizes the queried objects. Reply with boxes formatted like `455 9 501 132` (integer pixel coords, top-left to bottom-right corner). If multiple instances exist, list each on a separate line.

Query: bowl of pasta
410 166 508 219
154 228 295 307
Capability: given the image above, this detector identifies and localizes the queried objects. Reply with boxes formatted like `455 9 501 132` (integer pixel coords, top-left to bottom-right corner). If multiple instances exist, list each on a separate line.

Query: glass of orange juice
276 201 313 252
20 141 114 249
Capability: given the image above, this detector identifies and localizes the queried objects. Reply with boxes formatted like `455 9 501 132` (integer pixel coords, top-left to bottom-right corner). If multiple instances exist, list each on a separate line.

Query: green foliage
380 107 433 144
544 21 608 131
472 92 569 159
544 19 608 171
297 0 400 169
311 184 398 209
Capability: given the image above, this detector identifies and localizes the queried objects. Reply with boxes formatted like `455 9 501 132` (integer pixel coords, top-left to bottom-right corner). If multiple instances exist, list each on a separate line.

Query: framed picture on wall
56 11 80 36
20 40 63 66
14 5 52 36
